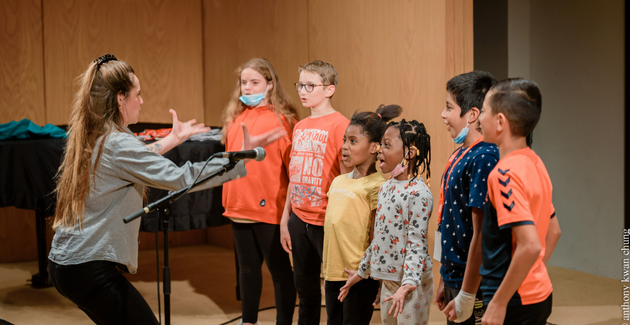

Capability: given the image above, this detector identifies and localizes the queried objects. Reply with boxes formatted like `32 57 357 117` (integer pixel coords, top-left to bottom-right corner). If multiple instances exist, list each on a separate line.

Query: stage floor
0 244 620 325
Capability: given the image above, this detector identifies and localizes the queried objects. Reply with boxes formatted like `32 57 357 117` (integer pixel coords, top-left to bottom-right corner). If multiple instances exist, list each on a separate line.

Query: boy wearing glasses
280 60 350 324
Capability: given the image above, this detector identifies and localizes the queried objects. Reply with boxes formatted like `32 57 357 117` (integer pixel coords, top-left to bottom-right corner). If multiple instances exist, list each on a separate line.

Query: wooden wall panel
0 0 45 125
202 0 309 127
2 0 473 263
308 1 457 187
0 0 46 263
308 0 455 159
138 229 208 251
446 0 474 77
463 0 474 72
309 0 472 280
206 224 234 250
43 0 204 125
0 207 37 262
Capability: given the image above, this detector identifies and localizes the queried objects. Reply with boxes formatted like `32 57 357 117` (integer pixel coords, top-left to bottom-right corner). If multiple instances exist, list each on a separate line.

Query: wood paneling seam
41 0 47 125
306 0 310 62
200 0 206 124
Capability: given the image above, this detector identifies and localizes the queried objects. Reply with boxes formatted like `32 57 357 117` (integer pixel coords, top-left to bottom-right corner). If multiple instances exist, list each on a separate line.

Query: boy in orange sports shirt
280 60 350 325
477 78 561 325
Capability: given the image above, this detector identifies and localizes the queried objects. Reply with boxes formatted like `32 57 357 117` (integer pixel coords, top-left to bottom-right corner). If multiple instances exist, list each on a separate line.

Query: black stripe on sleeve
498 220 535 230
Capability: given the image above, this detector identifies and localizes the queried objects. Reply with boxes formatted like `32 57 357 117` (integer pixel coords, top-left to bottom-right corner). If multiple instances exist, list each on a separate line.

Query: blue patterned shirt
439 141 498 288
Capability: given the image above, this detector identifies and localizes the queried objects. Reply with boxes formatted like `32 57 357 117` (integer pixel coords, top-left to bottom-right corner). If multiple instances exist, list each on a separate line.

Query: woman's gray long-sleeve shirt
48 130 246 273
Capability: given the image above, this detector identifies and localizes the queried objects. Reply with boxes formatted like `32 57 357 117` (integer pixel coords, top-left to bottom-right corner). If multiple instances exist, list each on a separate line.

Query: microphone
212 147 266 161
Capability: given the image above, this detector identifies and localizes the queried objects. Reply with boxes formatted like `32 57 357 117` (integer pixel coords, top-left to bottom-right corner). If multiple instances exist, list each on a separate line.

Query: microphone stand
123 159 239 325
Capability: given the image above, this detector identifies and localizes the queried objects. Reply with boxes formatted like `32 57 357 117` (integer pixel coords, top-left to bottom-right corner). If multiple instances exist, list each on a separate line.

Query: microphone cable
156 230 161 325
178 155 218 200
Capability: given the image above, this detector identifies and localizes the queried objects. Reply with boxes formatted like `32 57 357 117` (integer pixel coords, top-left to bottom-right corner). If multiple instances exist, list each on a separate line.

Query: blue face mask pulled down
452 112 471 144
239 85 269 107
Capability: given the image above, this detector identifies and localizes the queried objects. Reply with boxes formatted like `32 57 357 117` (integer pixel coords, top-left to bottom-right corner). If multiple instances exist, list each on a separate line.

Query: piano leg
30 209 51 288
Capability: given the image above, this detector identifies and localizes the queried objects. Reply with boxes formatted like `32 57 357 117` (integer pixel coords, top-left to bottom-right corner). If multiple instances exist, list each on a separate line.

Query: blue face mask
452 112 471 144
239 85 269 107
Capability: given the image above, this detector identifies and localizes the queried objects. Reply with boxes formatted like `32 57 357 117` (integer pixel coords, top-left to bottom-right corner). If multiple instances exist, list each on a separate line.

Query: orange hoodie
222 106 294 224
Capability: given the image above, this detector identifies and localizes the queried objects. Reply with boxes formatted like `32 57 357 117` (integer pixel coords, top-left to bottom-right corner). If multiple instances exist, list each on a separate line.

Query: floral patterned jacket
357 177 433 286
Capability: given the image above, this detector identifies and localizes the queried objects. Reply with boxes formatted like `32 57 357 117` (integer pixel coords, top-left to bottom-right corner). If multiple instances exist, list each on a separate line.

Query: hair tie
377 113 382 118
94 53 117 69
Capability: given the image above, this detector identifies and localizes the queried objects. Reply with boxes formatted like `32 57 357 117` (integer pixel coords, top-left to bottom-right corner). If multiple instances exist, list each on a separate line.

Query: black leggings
232 222 296 325
324 279 379 325
287 213 324 325
504 293 553 325
48 260 158 325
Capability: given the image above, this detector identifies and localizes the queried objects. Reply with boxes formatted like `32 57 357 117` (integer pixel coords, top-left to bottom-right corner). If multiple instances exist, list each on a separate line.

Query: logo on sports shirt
497 169 515 211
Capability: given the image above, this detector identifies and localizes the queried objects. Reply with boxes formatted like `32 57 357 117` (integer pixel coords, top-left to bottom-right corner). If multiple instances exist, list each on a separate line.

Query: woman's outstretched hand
169 109 210 143
145 109 210 155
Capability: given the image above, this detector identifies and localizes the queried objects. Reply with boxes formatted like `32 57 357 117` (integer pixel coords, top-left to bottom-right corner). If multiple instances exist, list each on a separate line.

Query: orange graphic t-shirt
288 111 349 226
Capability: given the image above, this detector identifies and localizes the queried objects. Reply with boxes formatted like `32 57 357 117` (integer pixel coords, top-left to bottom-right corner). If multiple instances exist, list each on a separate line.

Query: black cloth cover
0 138 65 216
0 138 226 231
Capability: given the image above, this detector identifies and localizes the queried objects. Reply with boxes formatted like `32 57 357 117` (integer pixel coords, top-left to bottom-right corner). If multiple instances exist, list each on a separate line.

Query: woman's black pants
49 260 158 325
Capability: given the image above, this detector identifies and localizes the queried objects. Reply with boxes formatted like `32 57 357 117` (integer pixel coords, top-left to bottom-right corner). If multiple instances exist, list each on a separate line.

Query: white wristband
452 290 476 323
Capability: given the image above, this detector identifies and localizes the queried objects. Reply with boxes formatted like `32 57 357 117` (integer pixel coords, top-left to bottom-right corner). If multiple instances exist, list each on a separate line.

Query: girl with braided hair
321 104 401 324
341 119 434 325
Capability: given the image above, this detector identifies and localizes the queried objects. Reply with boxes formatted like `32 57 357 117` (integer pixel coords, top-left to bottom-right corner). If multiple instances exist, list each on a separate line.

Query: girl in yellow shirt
322 104 402 325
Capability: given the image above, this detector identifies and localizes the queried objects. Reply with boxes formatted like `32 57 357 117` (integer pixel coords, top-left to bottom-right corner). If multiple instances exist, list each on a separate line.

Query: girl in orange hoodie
221 58 298 325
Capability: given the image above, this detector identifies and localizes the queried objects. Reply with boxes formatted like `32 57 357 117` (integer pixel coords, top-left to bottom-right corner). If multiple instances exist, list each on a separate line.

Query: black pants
503 293 553 325
288 212 324 325
324 279 379 325
48 260 158 325
232 222 296 325
444 284 485 325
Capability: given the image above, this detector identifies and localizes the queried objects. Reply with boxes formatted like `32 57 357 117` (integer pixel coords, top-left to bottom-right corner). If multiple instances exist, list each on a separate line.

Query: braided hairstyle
349 104 402 145
387 119 431 182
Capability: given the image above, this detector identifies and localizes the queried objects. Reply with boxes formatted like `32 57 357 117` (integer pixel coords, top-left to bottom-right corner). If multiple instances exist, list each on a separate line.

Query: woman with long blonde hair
221 58 298 325
48 54 283 325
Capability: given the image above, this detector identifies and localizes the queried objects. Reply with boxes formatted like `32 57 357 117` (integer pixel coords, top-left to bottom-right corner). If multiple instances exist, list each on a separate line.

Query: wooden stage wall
0 0 471 262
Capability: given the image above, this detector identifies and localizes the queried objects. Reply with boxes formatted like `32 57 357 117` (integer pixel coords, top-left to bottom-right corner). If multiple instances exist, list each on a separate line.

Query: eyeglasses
294 83 329 93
